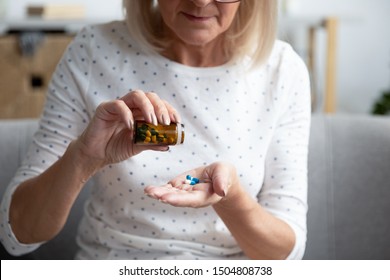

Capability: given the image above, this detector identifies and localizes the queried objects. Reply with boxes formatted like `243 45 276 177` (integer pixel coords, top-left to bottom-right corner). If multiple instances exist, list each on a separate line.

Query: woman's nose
190 0 214 7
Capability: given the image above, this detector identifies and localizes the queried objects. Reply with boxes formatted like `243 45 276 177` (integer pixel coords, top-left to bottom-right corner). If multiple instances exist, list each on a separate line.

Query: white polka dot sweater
0 21 311 260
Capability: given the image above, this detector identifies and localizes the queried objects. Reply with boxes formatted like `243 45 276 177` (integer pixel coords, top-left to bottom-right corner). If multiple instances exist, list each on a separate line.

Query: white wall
3 0 390 114
280 0 390 114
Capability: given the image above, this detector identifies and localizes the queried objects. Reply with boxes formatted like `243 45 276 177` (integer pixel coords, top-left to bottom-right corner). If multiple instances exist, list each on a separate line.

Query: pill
134 121 185 146
185 175 200 185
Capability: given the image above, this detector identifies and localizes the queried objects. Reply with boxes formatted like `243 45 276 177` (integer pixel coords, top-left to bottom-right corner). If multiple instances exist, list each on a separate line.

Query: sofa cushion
305 114 390 259
1 115 390 259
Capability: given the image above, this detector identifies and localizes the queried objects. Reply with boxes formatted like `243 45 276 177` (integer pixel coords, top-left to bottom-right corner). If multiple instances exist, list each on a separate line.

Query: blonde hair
123 0 278 67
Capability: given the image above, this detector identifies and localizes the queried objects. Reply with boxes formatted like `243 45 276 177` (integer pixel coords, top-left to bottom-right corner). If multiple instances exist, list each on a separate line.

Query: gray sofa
1 114 390 260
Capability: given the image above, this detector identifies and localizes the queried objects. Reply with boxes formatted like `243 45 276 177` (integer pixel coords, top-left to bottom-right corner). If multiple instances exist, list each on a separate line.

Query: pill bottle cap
177 123 185 144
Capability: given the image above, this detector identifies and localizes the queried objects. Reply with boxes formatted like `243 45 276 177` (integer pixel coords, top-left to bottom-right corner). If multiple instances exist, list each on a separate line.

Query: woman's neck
161 37 228 67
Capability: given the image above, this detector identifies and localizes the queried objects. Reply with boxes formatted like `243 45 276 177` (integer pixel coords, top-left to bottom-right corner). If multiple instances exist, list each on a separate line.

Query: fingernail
156 146 170 152
152 114 158 126
162 114 170 125
175 114 182 124
129 119 134 130
148 113 155 125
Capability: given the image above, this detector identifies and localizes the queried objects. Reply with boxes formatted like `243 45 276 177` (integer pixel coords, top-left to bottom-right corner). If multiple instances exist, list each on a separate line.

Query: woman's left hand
144 162 239 208
146 161 296 259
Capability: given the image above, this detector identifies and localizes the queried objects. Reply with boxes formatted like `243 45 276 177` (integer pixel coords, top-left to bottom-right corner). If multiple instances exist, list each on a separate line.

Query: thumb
209 162 235 197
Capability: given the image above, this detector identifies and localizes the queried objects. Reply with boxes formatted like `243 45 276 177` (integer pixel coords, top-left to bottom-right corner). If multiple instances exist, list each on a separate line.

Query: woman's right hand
74 90 181 169
9 91 180 245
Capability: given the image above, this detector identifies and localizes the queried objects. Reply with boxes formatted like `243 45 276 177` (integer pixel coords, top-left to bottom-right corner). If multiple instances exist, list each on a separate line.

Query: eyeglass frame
214 0 241 3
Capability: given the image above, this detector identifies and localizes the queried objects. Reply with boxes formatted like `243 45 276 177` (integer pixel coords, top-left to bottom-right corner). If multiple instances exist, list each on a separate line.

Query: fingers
168 163 235 199
120 90 154 124
144 184 216 208
163 100 181 124
120 90 181 125
207 162 238 198
161 190 210 208
95 100 134 129
144 165 232 209
175 165 231 198
146 92 170 125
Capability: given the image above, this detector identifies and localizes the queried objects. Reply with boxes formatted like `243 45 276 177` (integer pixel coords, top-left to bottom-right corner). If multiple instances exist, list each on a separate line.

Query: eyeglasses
215 0 241 3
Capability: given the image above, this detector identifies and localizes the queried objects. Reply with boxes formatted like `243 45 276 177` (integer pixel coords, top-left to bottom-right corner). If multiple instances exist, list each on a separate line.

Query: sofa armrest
0 119 39 195
0 118 90 260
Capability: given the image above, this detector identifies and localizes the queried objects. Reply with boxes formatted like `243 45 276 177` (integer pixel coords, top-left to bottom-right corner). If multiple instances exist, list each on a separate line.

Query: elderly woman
0 0 310 260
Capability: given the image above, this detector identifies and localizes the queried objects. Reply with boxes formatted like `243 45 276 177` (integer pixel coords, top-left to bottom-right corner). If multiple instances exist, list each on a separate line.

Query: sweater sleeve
0 27 93 256
258 46 311 260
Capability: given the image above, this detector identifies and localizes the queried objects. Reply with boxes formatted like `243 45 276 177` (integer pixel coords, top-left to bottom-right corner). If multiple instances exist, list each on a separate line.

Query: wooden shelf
280 16 339 113
0 18 114 35
0 34 73 119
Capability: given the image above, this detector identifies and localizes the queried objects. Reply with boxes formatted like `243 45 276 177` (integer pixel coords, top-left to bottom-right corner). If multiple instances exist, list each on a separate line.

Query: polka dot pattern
0 21 311 260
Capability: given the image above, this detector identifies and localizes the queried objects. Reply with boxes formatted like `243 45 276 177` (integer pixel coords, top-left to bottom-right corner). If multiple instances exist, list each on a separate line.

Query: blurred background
0 0 389 118
279 0 390 115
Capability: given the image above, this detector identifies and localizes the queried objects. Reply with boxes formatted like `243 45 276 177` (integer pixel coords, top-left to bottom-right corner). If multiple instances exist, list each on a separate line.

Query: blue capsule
185 175 200 185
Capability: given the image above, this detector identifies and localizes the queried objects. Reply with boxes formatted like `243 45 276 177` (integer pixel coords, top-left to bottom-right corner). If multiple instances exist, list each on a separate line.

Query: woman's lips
182 12 213 22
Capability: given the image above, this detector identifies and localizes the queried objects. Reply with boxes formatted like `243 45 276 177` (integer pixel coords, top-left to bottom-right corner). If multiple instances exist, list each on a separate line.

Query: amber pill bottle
134 121 185 145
